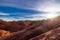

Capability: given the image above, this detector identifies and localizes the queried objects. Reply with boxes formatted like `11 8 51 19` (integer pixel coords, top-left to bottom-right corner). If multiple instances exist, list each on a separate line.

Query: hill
0 16 60 40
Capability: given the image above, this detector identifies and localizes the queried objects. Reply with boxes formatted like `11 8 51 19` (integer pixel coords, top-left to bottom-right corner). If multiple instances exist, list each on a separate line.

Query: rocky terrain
0 16 60 40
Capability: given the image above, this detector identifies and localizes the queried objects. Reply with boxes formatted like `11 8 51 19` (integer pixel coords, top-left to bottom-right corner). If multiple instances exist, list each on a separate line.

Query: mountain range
0 16 60 40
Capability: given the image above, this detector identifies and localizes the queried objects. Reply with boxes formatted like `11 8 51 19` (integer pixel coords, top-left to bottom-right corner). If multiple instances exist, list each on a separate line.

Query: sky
0 0 60 21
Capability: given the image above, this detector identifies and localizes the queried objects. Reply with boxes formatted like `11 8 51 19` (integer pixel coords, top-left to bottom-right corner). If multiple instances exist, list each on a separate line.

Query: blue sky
0 0 60 21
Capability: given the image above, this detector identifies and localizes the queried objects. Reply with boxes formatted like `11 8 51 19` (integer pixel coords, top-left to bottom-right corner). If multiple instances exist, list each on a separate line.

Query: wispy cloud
35 0 60 12
0 12 10 15
0 0 39 9
0 0 60 21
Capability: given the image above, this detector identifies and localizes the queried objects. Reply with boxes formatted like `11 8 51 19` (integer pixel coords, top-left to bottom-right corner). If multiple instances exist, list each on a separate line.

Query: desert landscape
0 16 59 40
0 0 60 40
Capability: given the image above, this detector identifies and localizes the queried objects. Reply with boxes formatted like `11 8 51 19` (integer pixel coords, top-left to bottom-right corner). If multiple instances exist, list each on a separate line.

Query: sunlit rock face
0 16 60 40
30 26 60 40
0 30 12 38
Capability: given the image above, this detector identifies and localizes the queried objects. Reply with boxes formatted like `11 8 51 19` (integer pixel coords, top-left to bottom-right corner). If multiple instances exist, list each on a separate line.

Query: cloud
0 0 60 21
35 0 60 12
0 12 10 15
0 0 40 9
0 17 25 21
0 12 59 21
0 0 60 11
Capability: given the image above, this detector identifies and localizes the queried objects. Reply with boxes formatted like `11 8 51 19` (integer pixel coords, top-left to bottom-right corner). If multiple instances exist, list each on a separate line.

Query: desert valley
0 16 59 40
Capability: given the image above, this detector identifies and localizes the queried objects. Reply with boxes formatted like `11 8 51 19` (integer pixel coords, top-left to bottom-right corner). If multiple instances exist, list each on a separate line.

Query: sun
45 13 58 19
37 4 60 19
38 6 59 19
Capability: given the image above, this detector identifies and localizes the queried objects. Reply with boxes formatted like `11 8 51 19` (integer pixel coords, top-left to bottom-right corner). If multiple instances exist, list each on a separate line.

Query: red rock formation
29 26 60 40
0 16 60 40
0 30 12 38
